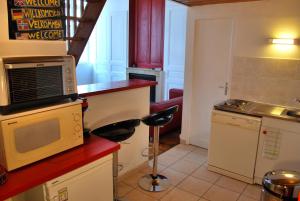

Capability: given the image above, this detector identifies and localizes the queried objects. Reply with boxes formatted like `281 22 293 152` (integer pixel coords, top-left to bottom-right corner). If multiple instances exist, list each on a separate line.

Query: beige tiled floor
118 144 262 201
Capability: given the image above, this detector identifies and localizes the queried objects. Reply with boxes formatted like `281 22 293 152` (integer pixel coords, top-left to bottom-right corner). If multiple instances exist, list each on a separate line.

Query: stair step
72 37 85 41
67 0 107 64
79 19 95 23
86 0 103 3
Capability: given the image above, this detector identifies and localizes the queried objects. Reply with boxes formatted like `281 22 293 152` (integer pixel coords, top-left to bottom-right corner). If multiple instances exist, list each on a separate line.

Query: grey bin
261 170 300 201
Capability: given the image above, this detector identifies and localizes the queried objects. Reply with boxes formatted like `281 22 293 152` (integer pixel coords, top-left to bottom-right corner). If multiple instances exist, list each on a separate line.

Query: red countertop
78 79 157 97
0 135 120 200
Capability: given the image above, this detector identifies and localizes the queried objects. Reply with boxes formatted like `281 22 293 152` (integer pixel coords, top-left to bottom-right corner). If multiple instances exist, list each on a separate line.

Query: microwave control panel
72 112 83 139
63 57 77 95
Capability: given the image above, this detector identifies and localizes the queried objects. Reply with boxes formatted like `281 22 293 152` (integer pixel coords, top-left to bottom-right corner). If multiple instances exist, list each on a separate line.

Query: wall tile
230 57 300 108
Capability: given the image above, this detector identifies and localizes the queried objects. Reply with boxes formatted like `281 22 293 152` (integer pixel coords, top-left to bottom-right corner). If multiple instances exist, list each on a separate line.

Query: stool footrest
138 174 170 192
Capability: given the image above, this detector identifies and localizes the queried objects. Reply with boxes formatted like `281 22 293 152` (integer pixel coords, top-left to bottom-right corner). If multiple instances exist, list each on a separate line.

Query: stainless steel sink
215 99 300 121
285 110 300 118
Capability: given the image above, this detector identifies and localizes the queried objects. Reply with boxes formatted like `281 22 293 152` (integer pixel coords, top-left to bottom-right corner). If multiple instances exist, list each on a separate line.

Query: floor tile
216 176 247 193
160 168 188 186
177 176 212 197
192 147 208 155
162 147 190 159
158 154 180 166
191 166 221 183
120 171 145 188
137 161 167 174
117 143 262 201
238 195 258 201
203 185 240 201
123 189 159 201
117 181 134 197
174 144 197 152
169 159 201 174
160 188 200 201
183 151 207 165
184 152 207 165
242 184 262 200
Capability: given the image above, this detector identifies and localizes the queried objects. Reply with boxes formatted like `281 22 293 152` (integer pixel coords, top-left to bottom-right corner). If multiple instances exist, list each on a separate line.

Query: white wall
181 0 300 145
0 0 66 57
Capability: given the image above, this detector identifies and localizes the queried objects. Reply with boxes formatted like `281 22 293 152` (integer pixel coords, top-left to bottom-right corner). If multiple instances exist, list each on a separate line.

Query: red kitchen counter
78 79 157 97
0 135 120 200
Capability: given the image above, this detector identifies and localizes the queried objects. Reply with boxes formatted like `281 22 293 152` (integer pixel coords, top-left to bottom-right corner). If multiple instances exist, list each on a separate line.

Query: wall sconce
270 38 299 45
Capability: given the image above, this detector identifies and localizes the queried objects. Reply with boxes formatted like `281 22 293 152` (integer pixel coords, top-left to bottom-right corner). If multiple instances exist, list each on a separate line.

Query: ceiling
172 0 261 6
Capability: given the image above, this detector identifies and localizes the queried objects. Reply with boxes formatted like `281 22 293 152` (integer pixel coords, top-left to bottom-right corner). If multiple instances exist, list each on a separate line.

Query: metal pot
261 170 300 201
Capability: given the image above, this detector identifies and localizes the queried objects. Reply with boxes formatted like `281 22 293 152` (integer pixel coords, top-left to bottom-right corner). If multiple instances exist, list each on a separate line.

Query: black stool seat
92 119 140 142
142 105 178 127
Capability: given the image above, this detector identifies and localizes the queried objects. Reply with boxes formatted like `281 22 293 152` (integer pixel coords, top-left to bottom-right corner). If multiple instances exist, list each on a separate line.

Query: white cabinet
254 117 300 184
10 155 113 201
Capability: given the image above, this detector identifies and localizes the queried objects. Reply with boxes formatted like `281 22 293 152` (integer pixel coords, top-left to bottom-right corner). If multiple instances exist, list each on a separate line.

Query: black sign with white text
7 0 66 40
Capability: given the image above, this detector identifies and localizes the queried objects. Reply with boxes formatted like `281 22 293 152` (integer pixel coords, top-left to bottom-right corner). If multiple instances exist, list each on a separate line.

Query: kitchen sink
285 110 300 118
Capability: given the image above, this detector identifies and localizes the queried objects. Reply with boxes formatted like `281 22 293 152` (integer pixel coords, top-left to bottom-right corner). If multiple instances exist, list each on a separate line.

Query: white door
163 0 187 99
189 19 233 148
109 11 128 81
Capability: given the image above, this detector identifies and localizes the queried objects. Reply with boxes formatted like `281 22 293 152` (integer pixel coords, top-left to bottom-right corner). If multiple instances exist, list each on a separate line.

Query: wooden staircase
65 0 107 65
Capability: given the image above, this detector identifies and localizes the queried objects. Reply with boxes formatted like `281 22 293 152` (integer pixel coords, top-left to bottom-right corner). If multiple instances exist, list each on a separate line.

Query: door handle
218 82 228 96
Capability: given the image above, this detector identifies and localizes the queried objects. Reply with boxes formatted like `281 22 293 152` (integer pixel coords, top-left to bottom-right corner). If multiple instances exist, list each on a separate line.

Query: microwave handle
5 62 65 69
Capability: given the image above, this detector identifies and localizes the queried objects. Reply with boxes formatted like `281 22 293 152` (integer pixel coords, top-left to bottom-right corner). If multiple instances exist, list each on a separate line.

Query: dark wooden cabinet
129 0 165 69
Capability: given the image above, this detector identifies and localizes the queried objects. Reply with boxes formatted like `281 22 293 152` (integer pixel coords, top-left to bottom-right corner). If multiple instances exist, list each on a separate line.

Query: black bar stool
92 119 140 201
139 105 179 192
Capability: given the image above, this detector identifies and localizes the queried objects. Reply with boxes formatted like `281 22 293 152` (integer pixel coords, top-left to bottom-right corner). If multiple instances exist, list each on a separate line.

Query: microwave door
5 63 65 105
0 104 83 171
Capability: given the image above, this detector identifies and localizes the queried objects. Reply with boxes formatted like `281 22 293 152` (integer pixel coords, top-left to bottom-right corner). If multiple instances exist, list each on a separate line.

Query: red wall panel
129 0 165 69
150 0 165 67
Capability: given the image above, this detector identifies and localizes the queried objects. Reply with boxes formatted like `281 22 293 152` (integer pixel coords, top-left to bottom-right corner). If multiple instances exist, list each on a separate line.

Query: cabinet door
46 156 113 201
255 124 300 183
130 0 165 68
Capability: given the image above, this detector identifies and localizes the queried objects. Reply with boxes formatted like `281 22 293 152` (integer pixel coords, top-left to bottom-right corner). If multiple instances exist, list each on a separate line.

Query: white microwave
0 55 78 114
0 101 83 171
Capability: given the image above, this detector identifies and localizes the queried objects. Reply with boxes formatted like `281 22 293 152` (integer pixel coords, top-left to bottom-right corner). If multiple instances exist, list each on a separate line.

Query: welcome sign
7 0 66 40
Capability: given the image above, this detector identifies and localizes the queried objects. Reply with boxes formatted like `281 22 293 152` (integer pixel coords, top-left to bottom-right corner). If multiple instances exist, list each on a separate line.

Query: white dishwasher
208 110 262 184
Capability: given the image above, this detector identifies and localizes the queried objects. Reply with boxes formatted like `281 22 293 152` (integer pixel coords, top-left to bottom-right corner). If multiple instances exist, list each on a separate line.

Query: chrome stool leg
139 126 170 192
